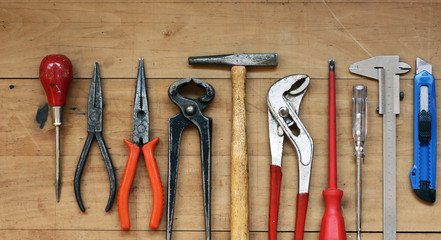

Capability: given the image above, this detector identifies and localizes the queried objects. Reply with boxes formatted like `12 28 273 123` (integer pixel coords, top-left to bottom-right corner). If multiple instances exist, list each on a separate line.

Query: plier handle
167 78 214 240
267 74 314 240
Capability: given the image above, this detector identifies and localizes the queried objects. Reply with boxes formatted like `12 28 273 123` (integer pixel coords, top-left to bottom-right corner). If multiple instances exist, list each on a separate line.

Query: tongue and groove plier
167 78 215 240
267 75 314 240
117 59 164 230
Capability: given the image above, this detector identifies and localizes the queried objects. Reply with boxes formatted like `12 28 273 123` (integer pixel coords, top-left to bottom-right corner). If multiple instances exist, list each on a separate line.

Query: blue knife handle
411 70 436 202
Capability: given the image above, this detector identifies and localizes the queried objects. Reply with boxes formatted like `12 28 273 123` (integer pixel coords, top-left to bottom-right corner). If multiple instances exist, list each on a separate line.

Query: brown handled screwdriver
39 55 73 202
319 60 347 240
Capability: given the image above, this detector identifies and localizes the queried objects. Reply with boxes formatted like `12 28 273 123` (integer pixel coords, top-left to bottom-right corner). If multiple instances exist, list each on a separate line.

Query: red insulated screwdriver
319 59 347 240
39 55 73 202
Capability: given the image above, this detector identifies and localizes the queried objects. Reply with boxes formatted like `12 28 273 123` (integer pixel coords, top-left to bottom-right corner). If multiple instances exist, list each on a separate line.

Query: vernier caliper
349 56 411 240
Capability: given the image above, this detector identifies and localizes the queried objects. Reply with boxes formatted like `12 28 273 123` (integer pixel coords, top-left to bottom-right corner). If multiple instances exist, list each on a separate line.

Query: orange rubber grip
141 137 164 229
118 139 140 230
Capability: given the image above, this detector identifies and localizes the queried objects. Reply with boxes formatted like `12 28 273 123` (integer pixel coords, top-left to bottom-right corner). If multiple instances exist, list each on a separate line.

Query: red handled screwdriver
39 55 73 202
319 59 347 240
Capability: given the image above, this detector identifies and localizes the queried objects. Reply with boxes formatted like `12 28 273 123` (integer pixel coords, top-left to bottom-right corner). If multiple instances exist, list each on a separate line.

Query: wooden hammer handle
230 65 249 240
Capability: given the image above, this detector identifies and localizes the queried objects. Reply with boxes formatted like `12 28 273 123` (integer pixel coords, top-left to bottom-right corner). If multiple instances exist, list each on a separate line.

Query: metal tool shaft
51 105 64 202
55 126 60 202
357 156 362 240
379 67 397 240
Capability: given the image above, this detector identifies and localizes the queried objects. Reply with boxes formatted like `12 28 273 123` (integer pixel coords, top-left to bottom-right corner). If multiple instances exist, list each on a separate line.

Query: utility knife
410 57 437 203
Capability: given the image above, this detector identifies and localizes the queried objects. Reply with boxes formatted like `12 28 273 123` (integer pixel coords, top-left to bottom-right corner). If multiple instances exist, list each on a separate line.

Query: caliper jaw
349 56 411 114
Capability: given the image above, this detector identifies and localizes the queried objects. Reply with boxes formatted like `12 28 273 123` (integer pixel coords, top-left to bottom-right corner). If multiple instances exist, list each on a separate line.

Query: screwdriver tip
329 59 335 71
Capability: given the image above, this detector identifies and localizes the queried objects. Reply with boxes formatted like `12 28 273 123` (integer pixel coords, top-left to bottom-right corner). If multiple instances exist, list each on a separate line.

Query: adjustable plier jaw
267 74 314 192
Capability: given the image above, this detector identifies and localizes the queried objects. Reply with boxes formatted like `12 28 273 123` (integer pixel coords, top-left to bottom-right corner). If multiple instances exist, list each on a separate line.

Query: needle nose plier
117 59 164 230
267 75 314 240
167 78 215 240
74 63 116 212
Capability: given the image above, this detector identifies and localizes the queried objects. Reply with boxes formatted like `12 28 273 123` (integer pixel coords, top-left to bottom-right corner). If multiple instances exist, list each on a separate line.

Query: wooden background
1 0 441 239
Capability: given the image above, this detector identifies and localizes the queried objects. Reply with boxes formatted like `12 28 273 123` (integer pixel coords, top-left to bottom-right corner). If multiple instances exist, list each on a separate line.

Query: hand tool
117 59 163 230
349 56 411 240
352 84 368 240
74 63 116 212
410 57 437 203
167 78 215 240
267 74 313 240
320 59 346 240
189 53 277 240
39 54 73 202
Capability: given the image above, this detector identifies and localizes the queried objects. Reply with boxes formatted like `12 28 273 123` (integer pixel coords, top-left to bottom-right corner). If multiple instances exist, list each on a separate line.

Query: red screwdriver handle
319 189 346 240
268 165 282 240
39 55 73 106
141 137 164 229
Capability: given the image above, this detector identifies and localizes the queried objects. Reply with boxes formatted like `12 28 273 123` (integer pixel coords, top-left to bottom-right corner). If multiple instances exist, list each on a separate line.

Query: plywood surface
1 1 441 239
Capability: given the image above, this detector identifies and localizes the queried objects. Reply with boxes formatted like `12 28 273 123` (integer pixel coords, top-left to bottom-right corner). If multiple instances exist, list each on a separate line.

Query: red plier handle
268 165 309 240
269 165 282 240
118 138 164 230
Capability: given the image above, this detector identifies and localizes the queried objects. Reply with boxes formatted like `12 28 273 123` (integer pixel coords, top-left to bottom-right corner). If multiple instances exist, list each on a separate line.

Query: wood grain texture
0 2 441 79
3 76 441 237
1 0 441 239
230 66 249 240
0 231 440 240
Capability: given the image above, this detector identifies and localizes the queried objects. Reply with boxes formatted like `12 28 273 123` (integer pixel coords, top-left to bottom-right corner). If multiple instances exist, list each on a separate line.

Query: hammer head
188 53 278 67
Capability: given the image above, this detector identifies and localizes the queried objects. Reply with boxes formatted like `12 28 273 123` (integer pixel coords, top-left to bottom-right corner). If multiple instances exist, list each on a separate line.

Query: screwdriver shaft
328 59 337 189
51 106 64 202
55 126 61 202
357 156 363 240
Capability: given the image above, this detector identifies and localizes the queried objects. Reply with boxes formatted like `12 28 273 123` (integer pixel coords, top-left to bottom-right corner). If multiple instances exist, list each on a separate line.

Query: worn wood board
1 1 441 239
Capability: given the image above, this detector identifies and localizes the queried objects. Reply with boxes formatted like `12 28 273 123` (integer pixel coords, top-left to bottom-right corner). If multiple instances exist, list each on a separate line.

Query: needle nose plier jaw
74 63 117 212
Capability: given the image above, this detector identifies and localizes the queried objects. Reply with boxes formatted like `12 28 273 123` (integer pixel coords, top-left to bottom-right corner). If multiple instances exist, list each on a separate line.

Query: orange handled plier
117 59 164 230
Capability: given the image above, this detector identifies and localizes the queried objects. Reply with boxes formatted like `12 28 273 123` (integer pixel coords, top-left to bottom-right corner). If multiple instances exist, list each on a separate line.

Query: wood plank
0 2 440 78
1 0 440 4
1 231 441 240
2 76 441 234
2 0 441 237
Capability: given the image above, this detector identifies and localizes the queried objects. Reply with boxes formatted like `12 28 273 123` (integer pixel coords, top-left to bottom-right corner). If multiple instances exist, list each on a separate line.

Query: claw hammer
189 53 278 240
